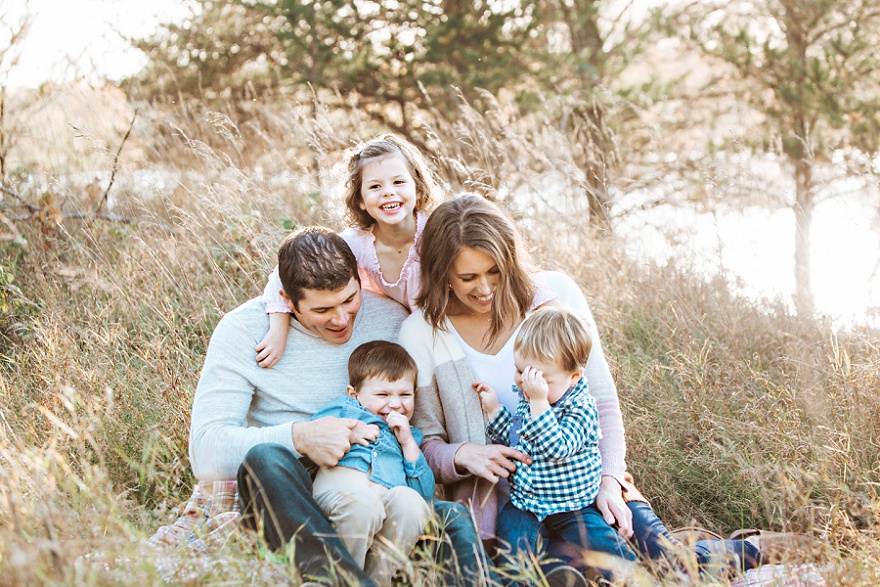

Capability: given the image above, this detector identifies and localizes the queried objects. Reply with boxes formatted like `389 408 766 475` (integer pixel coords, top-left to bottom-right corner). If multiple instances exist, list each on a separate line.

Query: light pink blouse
263 211 427 313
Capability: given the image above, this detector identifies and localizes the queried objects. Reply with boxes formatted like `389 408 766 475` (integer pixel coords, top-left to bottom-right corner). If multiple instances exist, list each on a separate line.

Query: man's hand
385 412 420 462
453 442 532 484
291 417 376 467
595 475 634 538
348 420 380 446
472 382 501 418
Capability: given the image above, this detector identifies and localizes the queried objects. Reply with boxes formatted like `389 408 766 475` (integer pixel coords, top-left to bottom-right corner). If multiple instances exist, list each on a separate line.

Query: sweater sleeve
262 265 291 314
189 312 299 481
399 314 471 485
538 271 627 481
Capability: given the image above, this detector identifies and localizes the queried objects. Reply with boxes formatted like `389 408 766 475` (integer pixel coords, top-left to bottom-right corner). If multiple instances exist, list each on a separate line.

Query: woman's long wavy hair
416 194 536 345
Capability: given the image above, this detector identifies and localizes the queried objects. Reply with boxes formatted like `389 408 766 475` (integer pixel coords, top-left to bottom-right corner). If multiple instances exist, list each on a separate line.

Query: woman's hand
453 442 532 483
595 475 634 538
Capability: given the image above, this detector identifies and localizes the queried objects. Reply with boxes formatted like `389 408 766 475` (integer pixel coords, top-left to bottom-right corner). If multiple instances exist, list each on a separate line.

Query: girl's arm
256 266 292 368
256 313 290 368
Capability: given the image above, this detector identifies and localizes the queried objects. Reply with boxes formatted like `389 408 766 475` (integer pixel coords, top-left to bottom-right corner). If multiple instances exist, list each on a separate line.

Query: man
186 227 487 586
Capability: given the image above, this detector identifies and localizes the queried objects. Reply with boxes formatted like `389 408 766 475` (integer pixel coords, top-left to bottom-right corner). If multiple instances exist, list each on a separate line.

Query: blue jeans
628 500 763 573
238 443 494 586
495 501 638 581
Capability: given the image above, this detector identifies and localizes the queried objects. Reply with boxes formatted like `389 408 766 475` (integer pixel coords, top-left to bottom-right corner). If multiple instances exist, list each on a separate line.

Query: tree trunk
793 156 814 316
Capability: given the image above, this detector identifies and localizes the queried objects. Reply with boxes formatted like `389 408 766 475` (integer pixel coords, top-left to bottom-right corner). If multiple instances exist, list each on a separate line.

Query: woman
398 194 764 578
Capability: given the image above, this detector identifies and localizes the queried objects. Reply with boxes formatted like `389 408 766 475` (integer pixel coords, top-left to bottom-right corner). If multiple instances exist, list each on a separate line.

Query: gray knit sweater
189 290 408 481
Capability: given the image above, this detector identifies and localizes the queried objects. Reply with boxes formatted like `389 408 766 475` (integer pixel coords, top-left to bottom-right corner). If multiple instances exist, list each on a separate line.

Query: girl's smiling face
448 246 501 315
359 154 417 228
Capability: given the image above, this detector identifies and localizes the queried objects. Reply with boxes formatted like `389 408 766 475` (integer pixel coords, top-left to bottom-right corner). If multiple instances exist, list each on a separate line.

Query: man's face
282 278 362 344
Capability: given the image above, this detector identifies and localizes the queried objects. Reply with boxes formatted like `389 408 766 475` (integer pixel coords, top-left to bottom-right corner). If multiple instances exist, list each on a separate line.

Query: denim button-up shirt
311 395 435 500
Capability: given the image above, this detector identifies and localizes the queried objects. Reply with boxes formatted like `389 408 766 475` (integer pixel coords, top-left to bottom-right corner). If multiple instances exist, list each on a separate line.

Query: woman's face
448 246 501 315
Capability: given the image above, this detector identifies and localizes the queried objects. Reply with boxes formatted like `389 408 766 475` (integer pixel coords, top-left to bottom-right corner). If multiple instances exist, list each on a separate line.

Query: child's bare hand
385 411 414 443
385 412 421 461
255 313 290 368
519 366 549 403
472 382 501 418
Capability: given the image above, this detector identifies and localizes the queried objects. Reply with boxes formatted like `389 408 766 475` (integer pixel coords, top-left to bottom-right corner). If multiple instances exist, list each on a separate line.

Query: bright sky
2 0 192 88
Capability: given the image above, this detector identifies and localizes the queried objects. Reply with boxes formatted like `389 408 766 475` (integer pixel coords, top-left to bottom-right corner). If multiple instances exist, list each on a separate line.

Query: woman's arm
537 271 633 536
537 271 627 480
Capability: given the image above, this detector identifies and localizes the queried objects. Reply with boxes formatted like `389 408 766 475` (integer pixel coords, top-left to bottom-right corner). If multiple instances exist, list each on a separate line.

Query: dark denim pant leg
692 539 763 572
237 443 377 586
430 499 499 587
546 506 638 580
628 500 762 573
494 501 542 586
628 500 676 560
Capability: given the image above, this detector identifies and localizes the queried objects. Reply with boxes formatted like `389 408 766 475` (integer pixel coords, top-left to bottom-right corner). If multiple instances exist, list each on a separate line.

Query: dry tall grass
1 91 878 585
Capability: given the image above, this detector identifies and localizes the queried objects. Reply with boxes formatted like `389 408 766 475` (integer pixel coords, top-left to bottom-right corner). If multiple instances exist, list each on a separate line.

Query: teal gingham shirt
486 377 602 520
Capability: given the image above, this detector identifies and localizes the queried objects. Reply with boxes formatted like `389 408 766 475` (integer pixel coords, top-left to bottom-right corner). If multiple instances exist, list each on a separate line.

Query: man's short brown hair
348 340 418 391
278 226 360 310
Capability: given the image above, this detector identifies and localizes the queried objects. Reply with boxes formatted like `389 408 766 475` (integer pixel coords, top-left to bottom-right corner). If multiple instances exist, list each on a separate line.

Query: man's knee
239 443 311 495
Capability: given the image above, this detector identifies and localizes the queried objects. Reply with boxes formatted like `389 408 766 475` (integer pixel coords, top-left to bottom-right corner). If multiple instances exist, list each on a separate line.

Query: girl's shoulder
339 225 373 247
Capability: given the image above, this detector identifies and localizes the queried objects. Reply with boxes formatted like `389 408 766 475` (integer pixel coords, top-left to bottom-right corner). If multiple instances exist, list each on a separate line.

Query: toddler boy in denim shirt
310 340 434 586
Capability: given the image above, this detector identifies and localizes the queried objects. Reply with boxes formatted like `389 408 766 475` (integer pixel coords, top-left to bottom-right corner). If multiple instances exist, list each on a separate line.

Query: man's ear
346 385 358 399
279 289 297 313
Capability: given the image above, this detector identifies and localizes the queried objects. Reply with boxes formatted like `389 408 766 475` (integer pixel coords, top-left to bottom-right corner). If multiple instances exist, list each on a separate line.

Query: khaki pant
313 466 431 586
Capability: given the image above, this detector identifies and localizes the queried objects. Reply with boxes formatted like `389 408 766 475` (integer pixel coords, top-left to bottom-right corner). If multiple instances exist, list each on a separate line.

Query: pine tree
680 0 880 315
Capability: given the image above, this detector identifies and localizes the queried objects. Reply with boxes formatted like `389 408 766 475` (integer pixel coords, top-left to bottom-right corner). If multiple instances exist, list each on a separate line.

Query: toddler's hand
473 382 501 418
255 313 289 368
385 412 420 462
520 366 549 403
386 412 412 440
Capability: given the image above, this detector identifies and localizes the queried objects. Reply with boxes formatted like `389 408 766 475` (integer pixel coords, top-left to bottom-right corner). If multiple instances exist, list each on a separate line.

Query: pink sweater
264 212 427 313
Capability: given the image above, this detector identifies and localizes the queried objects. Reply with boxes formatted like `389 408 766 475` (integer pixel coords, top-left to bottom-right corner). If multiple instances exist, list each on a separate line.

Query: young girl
256 133 439 367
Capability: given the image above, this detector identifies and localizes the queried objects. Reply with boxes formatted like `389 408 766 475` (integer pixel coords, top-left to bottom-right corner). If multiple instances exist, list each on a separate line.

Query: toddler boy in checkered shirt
474 306 622 583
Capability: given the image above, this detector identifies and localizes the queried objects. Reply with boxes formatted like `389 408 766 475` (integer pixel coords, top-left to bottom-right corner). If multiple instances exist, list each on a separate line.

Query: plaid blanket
149 481 241 552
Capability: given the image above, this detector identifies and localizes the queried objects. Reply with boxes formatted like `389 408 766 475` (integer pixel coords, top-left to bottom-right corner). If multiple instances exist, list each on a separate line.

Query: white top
451 324 522 412
263 211 427 312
